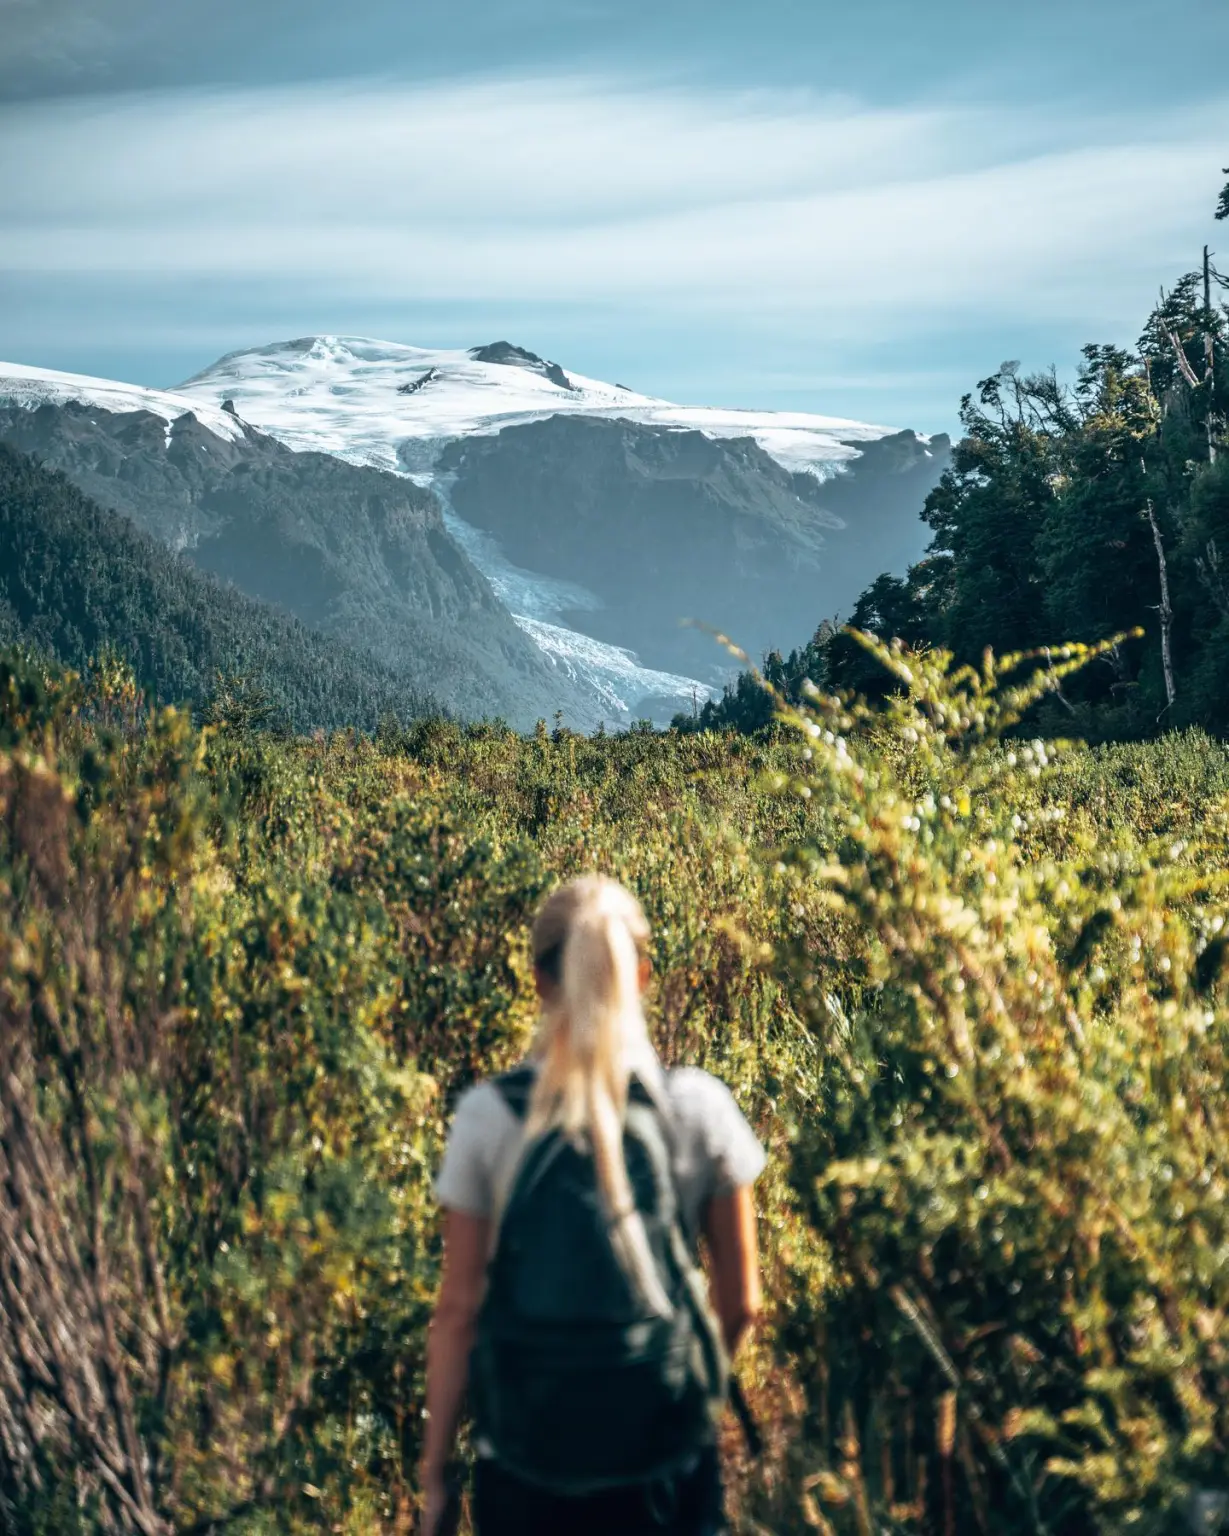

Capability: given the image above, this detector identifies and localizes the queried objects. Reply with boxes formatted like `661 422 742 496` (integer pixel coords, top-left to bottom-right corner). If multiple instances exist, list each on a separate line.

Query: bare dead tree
1161 251 1222 465
1165 325 1203 391
1205 245 1219 466
1144 498 1177 713
1100 638 1133 694
1041 647 1079 716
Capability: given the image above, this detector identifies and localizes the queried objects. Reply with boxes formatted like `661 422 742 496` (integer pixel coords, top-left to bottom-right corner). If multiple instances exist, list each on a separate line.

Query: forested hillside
0 443 436 730
0 397 596 728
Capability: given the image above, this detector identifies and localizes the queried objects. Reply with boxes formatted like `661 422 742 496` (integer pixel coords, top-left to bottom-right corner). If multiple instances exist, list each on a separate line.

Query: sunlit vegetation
1 632 1226 1535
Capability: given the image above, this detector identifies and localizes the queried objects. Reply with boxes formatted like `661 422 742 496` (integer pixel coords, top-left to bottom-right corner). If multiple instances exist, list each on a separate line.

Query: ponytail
525 877 670 1315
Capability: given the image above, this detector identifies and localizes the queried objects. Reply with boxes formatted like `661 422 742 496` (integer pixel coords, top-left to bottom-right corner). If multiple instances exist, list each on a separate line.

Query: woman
421 875 764 1536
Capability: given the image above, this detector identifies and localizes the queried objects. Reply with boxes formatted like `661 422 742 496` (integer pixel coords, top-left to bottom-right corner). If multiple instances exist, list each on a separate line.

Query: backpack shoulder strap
492 1064 536 1121
628 1070 732 1411
651 1067 761 1457
495 1062 660 1119
486 1065 548 1251
629 1071 683 1203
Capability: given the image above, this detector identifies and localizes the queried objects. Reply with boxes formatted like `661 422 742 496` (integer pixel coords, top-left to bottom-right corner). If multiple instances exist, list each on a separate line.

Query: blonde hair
526 876 669 1314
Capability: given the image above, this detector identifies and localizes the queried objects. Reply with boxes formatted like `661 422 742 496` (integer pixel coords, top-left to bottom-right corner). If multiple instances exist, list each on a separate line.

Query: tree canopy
818 251 1229 739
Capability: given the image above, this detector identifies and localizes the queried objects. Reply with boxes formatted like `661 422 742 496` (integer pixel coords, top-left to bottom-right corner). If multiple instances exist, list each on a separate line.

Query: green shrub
771 635 1229 1534
0 643 1225 1533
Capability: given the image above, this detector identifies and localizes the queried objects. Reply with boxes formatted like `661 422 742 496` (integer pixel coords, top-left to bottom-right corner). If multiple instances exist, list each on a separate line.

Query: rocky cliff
439 415 949 678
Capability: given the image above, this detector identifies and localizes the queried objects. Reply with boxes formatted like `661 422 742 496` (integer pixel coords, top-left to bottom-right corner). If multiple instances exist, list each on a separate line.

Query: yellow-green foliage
0 642 1225 1535
774 637 1229 1535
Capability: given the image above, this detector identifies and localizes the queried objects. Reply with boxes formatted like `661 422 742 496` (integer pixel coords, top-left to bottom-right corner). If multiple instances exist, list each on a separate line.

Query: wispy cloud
1 74 1224 415
0 0 151 88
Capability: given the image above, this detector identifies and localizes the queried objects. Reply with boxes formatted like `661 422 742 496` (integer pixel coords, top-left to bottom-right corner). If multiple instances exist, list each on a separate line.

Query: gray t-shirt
435 1060 766 1240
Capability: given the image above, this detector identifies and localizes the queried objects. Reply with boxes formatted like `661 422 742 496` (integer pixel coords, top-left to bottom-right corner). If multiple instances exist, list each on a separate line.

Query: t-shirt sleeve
434 1084 500 1216
673 1067 767 1201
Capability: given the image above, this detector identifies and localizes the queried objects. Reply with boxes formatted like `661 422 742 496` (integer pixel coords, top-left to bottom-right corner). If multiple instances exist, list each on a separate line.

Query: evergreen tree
672 624 834 732
817 241 1229 739
924 364 1075 657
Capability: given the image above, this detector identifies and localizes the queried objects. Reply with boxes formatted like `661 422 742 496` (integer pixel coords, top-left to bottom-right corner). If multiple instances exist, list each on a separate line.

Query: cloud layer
1 74 1225 418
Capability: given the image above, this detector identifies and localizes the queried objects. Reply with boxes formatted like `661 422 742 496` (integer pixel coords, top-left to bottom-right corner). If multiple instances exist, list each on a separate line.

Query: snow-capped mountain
0 360 606 727
0 361 245 444
1 339 949 724
174 335 947 700
0 348 721 718
176 335 895 480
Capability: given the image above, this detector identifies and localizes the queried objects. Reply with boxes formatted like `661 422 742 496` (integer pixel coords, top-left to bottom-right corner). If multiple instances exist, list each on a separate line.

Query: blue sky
1 0 1227 433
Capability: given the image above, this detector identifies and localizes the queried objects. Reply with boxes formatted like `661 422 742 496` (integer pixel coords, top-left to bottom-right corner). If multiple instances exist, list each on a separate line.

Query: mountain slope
0 385 601 727
177 335 950 683
176 335 897 477
439 414 944 677
0 443 436 731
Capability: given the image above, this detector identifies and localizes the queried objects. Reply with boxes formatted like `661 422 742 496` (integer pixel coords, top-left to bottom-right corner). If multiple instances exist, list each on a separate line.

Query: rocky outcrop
468 342 574 391
439 415 949 678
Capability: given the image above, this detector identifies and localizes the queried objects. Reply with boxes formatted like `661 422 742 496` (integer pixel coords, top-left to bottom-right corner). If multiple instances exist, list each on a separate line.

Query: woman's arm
701 1185 762 1356
420 1209 490 1532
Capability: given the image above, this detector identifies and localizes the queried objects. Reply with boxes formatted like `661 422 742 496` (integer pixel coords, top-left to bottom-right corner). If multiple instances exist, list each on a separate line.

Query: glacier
169 335 919 718
0 337 930 727
0 361 245 444
436 477 709 721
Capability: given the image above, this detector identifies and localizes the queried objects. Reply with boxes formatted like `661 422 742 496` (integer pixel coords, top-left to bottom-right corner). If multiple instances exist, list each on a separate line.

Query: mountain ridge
2 339 950 722
174 333 919 478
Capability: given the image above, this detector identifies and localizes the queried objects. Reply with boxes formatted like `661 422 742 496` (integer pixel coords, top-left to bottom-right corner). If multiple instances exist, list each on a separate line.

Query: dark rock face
439 416 949 677
398 369 441 396
468 342 574 391
793 429 952 624
0 400 593 726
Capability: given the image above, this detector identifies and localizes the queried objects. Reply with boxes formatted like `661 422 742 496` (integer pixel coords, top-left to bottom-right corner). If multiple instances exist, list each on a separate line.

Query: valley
0 336 948 727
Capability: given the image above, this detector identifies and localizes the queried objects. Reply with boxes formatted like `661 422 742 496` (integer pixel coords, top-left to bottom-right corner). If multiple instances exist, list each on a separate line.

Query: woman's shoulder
450 1076 521 1133
664 1065 755 1142
663 1065 766 1190
436 1077 522 1216
665 1064 743 1114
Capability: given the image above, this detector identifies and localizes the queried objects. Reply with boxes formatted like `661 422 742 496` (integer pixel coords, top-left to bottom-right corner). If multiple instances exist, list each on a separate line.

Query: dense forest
0 444 436 731
694 178 1229 739
831 249 1229 735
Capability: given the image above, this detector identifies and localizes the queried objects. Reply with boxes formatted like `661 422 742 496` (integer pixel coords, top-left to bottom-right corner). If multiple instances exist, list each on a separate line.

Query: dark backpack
469 1066 730 1495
